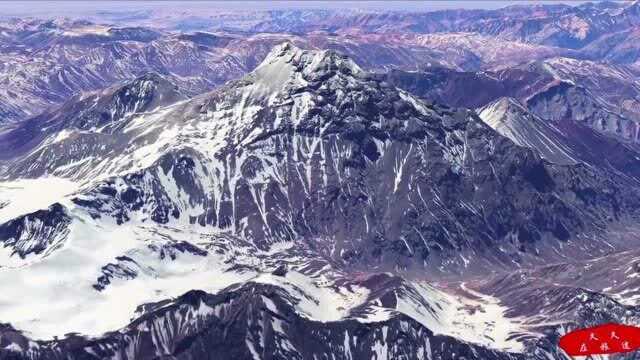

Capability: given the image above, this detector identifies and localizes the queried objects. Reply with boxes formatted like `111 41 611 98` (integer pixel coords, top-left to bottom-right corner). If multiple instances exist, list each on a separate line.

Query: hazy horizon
0 0 611 18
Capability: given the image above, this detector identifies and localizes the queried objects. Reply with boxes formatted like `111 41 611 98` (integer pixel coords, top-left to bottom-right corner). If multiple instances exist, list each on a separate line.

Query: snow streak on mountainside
2 43 640 359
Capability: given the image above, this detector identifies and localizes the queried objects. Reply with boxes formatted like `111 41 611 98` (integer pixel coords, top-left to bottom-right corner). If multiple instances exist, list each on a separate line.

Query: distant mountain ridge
1 1 639 125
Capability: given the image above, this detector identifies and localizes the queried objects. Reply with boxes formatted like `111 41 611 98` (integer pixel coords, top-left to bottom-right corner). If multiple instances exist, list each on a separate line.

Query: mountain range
2 2 640 359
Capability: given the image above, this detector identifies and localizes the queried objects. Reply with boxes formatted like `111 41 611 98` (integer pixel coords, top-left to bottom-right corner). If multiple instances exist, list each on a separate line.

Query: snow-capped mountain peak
258 42 363 77
243 42 364 104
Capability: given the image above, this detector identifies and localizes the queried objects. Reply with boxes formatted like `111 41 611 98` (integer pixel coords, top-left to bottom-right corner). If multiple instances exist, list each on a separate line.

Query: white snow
356 306 395 323
394 281 528 352
252 271 370 322
62 25 112 37
0 200 370 341
0 213 256 339
0 177 81 223
3 343 22 352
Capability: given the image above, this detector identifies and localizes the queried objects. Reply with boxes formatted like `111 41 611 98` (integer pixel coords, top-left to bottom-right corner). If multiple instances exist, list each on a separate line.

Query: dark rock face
176 32 235 48
525 82 629 136
0 203 71 263
384 67 542 109
93 255 143 291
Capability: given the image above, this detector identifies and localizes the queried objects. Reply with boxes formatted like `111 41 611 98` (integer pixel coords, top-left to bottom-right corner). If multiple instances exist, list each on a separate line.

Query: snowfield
0 177 81 224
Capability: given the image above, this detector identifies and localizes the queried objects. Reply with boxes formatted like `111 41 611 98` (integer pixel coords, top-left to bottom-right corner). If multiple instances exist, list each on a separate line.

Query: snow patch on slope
253 271 370 322
0 177 80 223
0 212 255 339
396 281 530 352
